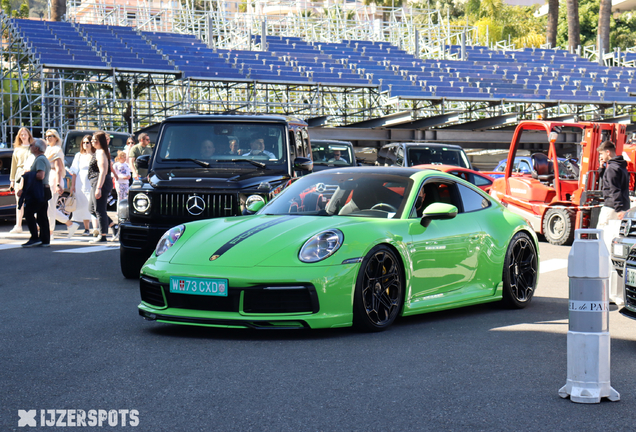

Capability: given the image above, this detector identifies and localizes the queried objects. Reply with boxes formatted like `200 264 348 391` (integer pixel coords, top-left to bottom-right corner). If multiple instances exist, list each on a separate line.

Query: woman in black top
88 131 114 242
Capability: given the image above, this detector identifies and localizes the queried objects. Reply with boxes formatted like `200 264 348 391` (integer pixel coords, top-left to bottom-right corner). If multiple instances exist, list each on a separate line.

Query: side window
520 160 531 173
289 130 296 159
410 180 461 218
473 174 492 187
396 147 404 166
458 183 490 212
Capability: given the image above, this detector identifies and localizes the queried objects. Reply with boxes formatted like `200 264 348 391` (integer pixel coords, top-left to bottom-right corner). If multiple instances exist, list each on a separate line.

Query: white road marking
539 258 568 274
490 319 568 334
0 243 23 250
54 245 119 253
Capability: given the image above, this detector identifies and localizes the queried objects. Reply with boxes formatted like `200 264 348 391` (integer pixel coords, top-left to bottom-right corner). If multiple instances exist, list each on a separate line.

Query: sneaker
22 239 42 247
67 222 79 239
40 243 50 247
9 226 23 234
90 235 107 243
82 229 91 236
111 224 119 237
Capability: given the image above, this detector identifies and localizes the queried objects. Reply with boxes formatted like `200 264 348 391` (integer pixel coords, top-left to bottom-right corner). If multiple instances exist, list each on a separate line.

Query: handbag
64 192 77 213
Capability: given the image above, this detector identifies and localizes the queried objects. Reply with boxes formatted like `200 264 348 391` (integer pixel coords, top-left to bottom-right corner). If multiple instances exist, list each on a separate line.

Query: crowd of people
9 128 140 248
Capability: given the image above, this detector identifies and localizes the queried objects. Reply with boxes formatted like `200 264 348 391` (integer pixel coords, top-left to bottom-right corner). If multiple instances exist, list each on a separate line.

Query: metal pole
461 30 466 61
414 29 419 58
261 19 267 51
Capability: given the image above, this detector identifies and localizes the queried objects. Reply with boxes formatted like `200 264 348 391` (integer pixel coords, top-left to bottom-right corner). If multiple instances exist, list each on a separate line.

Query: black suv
119 114 312 278
376 142 472 169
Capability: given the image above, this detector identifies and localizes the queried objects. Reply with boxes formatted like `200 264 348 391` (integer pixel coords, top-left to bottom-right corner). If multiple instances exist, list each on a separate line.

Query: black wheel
542 207 575 245
502 232 538 308
120 247 145 279
353 245 404 332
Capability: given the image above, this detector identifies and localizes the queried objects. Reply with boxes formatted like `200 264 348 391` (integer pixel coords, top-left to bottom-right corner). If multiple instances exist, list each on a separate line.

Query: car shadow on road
143 295 573 342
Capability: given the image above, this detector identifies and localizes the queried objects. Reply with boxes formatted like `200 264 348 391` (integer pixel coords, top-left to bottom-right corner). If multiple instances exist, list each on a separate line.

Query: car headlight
133 193 151 214
156 225 185 257
299 229 344 263
246 194 265 207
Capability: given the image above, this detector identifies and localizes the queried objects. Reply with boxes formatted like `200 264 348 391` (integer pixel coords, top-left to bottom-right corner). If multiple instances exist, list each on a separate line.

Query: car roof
162 113 307 126
385 142 465 150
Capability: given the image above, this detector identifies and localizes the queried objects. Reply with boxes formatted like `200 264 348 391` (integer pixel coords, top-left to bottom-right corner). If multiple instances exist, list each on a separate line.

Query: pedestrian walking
17 138 51 247
69 134 98 236
9 127 35 233
597 140 631 228
88 131 116 243
44 129 80 238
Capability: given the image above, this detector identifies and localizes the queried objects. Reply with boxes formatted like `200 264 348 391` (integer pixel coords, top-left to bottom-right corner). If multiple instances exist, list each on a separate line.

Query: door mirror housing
420 203 458 227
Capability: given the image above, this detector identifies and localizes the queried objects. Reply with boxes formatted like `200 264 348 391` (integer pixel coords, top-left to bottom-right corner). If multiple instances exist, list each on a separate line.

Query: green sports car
138 167 539 331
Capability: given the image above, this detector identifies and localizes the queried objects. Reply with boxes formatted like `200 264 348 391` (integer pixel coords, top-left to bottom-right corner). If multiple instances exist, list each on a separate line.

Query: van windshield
408 146 470 169
158 122 287 166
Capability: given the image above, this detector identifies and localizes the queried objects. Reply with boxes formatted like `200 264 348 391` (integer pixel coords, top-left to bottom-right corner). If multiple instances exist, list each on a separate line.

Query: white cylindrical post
559 229 620 403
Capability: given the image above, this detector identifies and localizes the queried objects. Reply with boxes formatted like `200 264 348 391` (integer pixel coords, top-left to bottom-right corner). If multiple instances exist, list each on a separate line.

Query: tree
598 0 611 54
50 0 66 21
363 0 404 23
565 0 580 51
546 0 558 47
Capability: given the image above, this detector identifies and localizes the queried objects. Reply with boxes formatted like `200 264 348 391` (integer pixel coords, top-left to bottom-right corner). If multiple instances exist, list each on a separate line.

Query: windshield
157 122 287 166
407 146 470 169
262 171 413 218
312 143 354 166
65 131 128 158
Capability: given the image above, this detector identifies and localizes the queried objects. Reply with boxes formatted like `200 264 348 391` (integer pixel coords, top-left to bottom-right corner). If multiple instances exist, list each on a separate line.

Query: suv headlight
133 193 151 214
299 229 344 263
156 225 185 257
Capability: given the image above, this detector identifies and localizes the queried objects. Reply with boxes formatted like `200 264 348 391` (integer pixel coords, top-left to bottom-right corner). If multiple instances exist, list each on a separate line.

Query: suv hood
150 167 290 190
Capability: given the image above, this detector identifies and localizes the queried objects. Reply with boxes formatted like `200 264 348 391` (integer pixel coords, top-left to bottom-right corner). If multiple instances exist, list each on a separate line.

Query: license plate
626 268 636 287
169 276 228 297
613 243 625 257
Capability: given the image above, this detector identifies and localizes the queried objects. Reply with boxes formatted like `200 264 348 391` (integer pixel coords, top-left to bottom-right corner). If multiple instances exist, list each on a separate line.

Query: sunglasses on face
46 135 55 139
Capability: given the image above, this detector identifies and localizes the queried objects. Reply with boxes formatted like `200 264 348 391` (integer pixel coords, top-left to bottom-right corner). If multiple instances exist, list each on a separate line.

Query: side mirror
136 154 150 169
420 202 458 228
294 157 313 172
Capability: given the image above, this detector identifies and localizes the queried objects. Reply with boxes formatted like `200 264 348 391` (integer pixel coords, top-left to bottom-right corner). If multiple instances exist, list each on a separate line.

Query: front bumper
120 222 173 257
138 260 360 329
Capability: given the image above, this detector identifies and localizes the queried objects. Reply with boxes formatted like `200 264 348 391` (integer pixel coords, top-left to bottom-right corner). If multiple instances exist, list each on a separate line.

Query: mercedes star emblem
186 195 205 216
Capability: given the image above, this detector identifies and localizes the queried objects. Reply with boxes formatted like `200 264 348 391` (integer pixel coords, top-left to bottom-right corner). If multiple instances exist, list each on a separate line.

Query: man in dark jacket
17 138 51 247
598 140 630 228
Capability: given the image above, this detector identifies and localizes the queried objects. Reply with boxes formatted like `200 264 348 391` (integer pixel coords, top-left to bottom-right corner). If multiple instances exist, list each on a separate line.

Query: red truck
489 121 632 245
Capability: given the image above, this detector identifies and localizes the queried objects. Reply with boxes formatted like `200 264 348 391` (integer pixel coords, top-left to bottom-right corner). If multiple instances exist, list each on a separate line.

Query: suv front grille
620 218 636 237
158 193 239 219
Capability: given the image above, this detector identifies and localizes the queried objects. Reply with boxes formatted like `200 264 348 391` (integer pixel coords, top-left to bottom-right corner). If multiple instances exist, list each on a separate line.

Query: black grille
140 276 166 307
157 193 239 219
620 218 636 237
166 289 241 312
626 283 636 310
243 286 317 313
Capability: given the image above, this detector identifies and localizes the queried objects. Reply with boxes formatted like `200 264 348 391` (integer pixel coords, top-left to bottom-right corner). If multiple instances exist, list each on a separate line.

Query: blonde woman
9 127 35 233
44 129 79 238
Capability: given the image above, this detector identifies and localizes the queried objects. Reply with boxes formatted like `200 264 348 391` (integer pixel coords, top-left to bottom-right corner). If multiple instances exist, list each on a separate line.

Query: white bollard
559 229 620 403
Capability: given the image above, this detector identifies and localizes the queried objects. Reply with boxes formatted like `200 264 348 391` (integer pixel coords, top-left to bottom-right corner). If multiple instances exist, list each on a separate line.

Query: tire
502 232 538 308
353 245 404 332
120 247 145 279
542 207 575 245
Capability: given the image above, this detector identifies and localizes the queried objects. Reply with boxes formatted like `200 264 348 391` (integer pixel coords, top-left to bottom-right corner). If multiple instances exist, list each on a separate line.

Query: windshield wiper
170 158 210 168
229 159 267 169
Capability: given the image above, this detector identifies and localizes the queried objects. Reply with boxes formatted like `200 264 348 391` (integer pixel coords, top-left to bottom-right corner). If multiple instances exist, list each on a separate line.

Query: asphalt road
1 220 636 432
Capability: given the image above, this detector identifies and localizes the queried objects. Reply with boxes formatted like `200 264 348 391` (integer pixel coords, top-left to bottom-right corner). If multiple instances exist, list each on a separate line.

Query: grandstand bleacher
6 18 636 105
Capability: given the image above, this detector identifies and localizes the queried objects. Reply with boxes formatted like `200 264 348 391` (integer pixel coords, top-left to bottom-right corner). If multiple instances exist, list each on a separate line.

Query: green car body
139 167 539 331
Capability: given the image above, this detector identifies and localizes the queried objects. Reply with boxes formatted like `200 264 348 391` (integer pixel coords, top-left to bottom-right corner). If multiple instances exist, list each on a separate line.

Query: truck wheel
120 247 145 279
542 207 575 245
